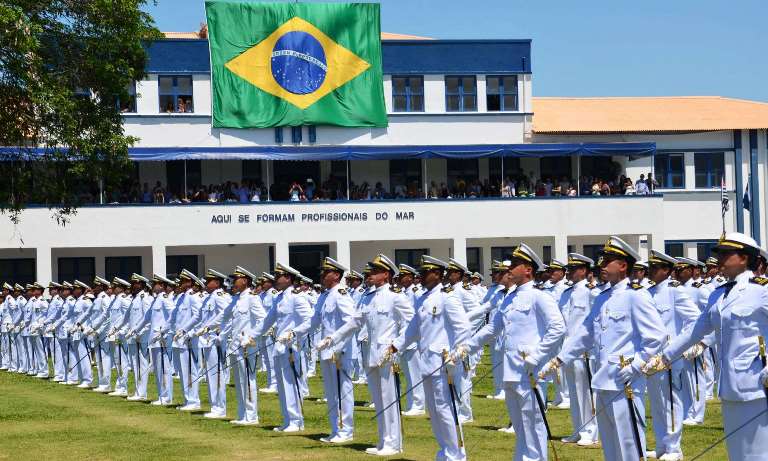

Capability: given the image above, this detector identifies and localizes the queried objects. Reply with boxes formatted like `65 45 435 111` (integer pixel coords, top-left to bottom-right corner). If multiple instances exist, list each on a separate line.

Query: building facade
1 33 766 283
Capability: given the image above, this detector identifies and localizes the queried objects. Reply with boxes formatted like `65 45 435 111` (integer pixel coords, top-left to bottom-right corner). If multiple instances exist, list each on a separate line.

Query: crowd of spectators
94 171 657 205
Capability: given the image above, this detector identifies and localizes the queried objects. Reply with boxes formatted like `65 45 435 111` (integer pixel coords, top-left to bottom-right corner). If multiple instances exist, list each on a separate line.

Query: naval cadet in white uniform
557 253 599 446
192 269 232 419
672 256 709 426
395 263 426 416
120 274 153 401
69 280 94 388
258 272 279 394
209 266 266 425
459 244 565 461
542 236 667 461
644 251 700 461
252 263 313 433
170 269 204 411
387 255 472 461
104 278 132 397
332 254 413 456
646 232 768 460
313 257 358 443
127 274 175 406
83 277 113 392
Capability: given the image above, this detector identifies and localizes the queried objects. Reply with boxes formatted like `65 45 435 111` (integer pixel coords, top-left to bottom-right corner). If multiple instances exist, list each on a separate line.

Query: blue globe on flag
271 31 327 95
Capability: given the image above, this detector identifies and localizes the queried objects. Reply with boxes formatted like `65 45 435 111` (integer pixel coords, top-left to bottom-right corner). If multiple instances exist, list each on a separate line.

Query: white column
151 245 166 276
275 241 290 265
554 234 568 262
452 237 467 265
36 246 52 283
336 240 351 271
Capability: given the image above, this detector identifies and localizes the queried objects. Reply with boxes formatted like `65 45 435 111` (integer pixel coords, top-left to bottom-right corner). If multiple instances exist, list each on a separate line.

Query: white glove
126 330 136 338
67 326 76 334
240 335 256 348
616 360 643 384
683 343 705 361
316 336 333 351
538 357 562 380
453 344 470 362
524 353 540 373
83 326 95 337
642 354 670 376
444 354 457 375
173 331 183 341
277 330 294 344
379 345 395 365
45 325 55 334
760 365 768 387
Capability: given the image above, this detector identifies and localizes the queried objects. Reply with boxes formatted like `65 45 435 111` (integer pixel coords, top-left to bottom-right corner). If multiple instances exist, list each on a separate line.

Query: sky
144 0 768 101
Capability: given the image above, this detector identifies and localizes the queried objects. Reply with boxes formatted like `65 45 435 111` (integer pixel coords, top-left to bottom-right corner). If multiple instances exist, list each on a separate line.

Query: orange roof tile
533 96 768 133
162 31 430 40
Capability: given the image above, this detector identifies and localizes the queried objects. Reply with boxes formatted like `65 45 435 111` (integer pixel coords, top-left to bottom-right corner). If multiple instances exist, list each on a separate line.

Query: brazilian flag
205 1 387 128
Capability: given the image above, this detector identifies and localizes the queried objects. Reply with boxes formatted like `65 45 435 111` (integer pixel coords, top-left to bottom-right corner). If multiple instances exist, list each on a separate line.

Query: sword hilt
760 336 766 365
619 354 633 398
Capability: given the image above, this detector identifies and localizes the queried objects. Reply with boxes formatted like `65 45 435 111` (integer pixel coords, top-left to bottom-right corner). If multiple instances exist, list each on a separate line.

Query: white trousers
52 337 67 380
202 344 227 415
424 373 466 461
402 348 425 411
564 359 598 442
681 357 706 422
172 347 200 406
112 341 131 392
595 388 647 461
71 338 93 384
128 342 150 398
29 335 46 374
647 369 683 456
722 398 768 460
95 340 112 388
453 361 472 421
321 358 355 438
151 346 173 403
232 347 258 422
262 338 277 389
366 365 402 451
506 381 548 461
276 351 304 428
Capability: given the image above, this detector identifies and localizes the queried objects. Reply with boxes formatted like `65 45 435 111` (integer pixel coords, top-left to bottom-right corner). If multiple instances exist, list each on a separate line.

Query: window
58 257 95 283
166 255 198 279
491 246 515 262
654 153 685 189
392 76 424 112
696 241 717 261
158 76 193 113
489 157 521 184
582 245 603 263
242 160 263 184
0 259 35 285
540 156 572 182
445 76 477 112
395 249 429 268
118 81 137 113
486 76 518 111
447 158 479 191
389 159 422 197
542 246 552 264
291 126 302 144
166 160 201 197
664 243 684 258
694 152 725 189
105 257 142 281
466 248 481 273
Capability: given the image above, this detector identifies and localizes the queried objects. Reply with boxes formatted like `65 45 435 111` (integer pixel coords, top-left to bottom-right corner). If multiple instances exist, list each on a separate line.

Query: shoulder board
390 286 402 293
412 286 418 292
586 282 596 289
358 288 365 293
692 281 702 288
565 280 574 287
668 280 681 287
462 282 471 290
703 277 712 284
140 293 145 298
270 288 277 294
292 288 301 294
338 288 347 295
442 286 453 293
217 291 226 296
631 283 644 290
647 280 656 287
750 276 768 286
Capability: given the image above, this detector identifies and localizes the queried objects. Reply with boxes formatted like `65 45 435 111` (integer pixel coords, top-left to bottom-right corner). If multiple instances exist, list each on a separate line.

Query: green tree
0 0 160 223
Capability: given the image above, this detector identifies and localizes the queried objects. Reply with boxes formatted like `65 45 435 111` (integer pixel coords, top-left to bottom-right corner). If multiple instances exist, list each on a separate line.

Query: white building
1 32 767 284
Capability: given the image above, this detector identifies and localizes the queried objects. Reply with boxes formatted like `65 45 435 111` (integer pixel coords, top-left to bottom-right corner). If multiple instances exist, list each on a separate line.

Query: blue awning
0 142 655 161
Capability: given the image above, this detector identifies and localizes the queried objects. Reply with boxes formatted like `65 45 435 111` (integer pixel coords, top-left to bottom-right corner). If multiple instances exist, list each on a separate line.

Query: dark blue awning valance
0 142 655 161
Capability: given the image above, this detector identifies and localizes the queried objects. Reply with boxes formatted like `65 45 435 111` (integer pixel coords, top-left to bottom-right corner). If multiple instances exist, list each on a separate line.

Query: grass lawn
0 353 729 460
